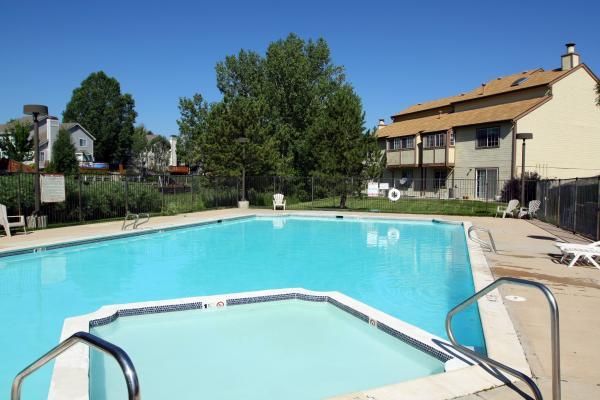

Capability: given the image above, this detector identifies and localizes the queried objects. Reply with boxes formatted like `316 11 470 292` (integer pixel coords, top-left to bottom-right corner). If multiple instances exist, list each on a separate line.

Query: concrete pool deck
1 209 598 399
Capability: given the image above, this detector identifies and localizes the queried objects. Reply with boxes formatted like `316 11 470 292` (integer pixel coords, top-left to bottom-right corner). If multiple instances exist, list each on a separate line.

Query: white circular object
388 188 401 202
505 295 527 302
387 228 400 242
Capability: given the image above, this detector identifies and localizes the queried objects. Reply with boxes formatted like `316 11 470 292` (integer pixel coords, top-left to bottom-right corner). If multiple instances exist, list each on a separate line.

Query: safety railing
134 213 150 229
468 225 497 253
446 277 560 400
12 331 140 400
122 212 139 231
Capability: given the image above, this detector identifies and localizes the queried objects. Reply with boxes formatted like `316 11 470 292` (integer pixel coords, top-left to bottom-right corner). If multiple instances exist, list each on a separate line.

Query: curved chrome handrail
446 277 560 400
468 225 497 253
11 331 140 400
122 212 139 231
134 213 150 229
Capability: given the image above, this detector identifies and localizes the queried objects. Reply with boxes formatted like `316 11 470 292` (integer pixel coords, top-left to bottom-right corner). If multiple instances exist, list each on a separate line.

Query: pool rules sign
41 174 66 203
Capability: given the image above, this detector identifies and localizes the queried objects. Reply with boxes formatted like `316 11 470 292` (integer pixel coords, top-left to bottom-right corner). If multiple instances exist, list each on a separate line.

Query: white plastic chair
518 200 541 219
495 199 519 218
273 193 286 210
0 204 27 238
555 241 600 269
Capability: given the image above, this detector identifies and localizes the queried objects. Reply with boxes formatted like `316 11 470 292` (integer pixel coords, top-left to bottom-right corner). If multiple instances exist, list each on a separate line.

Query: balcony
421 147 455 166
386 149 416 167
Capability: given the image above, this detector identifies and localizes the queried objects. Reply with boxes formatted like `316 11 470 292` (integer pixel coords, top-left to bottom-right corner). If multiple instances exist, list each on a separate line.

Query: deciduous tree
63 71 137 164
0 120 33 162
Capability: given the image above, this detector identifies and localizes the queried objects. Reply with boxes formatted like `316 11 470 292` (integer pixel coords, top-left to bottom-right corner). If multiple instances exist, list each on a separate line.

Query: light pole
516 132 533 206
235 137 249 205
23 104 48 217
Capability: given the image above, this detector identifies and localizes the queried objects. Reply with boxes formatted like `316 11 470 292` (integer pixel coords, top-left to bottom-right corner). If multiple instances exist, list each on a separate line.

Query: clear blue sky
1 0 598 135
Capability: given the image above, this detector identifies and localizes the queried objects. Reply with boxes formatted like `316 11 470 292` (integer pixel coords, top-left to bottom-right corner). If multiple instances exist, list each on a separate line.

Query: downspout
511 120 517 180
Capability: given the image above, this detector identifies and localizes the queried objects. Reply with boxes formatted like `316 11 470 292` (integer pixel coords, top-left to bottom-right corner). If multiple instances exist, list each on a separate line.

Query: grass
280 196 503 216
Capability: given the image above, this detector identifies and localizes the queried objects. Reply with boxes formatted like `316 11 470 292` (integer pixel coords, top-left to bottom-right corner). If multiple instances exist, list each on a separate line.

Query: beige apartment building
377 43 600 199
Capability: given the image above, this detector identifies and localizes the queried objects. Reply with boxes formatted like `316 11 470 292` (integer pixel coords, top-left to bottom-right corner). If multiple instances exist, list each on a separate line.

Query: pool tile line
89 302 204 328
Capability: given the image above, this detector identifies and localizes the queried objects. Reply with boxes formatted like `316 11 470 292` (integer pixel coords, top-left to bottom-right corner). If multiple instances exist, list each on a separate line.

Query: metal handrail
134 213 150 229
122 212 139 231
468 225 497 253
12 331 140 400
446 277 560 400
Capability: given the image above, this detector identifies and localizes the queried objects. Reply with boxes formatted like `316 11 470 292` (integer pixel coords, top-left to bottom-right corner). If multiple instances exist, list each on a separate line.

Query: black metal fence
536 176 600 240
0 173 239 226
1 172 541 228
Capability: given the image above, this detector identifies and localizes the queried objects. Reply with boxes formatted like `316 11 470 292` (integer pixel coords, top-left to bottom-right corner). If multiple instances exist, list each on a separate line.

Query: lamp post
235 137 249 206
23 104 48 217
516 132 533 206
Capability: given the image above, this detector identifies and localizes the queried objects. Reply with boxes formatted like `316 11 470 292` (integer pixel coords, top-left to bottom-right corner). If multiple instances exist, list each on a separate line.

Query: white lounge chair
495 199 519 218
273 193 286 210
0 204 27 238
555 241 600 269
518 200 541 219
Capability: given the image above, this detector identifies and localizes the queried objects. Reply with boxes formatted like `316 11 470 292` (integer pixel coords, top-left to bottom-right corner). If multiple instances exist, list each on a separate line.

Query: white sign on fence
367 182 379 197
379 183 389 190
41 174 66 203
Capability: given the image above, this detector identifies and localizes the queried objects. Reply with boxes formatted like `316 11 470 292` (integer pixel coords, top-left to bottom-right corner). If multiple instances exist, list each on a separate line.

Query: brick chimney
561 43 580 71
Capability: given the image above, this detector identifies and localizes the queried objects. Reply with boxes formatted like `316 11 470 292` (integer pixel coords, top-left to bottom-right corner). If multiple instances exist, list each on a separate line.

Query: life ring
216 301 225 307
388 188 401 202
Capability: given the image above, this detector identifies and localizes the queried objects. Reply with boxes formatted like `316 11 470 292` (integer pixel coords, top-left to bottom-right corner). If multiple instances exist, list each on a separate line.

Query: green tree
179 34 361 178
63 71 137 164
176 94 210 166
129 125 151 173
0 120 33 162
47 128 78 174
148 135 171 172
310 85 373 208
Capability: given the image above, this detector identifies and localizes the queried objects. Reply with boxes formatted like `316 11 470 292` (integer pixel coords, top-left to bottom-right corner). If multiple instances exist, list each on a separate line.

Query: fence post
573 178 578 234
124 176 129 213
311 176 314 209
78 175 83 222
16 173 22 216
556 179 561 229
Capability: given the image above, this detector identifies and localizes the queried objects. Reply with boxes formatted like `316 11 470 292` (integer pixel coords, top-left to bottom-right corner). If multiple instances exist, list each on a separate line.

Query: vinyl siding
516 67 600 178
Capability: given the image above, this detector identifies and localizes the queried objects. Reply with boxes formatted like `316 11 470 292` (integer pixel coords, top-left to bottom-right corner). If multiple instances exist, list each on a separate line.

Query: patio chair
495 199 519 218
555 241 600 269
518 200 541 219
273 193 286 210
0 204 27 238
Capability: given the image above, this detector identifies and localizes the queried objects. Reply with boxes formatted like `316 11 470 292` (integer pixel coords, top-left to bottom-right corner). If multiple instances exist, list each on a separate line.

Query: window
390 136 415 150
423 133 445 148
476 127 500 148
79 138 87 147
40 152 45 161
449 131 455 146
434 170 447 189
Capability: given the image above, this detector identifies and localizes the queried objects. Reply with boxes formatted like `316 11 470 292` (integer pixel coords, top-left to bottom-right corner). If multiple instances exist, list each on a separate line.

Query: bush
500 172 540 203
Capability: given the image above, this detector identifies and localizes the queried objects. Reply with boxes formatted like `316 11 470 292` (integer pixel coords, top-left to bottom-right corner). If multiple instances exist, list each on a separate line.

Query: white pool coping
18 211 529 400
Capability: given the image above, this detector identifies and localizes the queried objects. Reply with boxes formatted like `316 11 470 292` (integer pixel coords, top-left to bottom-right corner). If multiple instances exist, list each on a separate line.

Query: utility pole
23 105 49 217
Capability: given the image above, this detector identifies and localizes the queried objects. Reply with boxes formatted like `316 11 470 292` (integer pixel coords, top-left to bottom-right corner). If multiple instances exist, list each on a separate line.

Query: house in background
27 116 96 168
377 43 600 199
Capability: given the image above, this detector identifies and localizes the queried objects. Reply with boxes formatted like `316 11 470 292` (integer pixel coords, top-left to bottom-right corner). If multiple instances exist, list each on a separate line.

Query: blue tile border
89 302 203 328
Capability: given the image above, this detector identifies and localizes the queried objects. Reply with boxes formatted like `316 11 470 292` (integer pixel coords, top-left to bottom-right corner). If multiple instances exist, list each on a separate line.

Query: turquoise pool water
0 216 484 398
90 301 445 400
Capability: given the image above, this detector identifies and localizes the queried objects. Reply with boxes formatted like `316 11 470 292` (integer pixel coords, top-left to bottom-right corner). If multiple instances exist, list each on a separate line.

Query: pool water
90 301 445 400
0 216 484 398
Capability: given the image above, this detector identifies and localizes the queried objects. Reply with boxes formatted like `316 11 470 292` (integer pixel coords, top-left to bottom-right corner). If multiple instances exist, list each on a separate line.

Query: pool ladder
122 212 150 231
446 277 560 400
11 331 140 400
468 225 497 253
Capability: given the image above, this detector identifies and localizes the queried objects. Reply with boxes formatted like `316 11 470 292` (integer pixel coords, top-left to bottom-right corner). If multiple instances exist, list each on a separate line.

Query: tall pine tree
47 129 78 174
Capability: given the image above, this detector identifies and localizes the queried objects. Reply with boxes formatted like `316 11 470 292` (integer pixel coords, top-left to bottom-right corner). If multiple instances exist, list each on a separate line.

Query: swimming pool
89 300 446 400
0 215 484 398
